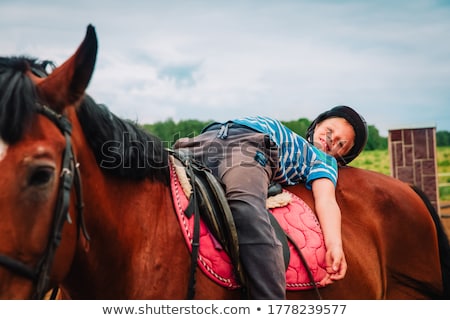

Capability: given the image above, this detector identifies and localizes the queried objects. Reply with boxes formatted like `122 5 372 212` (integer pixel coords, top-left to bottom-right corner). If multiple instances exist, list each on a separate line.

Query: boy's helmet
306 105 368 165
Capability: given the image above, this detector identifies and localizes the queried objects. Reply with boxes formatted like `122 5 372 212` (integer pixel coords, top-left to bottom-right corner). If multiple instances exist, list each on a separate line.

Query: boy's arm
311 178 347 285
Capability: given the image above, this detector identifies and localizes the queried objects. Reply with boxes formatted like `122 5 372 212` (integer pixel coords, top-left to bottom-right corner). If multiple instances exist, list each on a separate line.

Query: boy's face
312 117 355 159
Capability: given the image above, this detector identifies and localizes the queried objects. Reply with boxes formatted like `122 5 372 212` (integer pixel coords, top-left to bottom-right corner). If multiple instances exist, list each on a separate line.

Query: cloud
1 0 450 135
158 63 201 88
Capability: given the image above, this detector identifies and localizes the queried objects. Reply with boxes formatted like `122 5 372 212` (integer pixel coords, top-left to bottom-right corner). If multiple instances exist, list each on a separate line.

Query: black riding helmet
306 105 368 165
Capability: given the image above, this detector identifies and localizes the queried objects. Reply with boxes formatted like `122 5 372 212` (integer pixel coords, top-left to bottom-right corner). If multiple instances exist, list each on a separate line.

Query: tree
437 130 450 147
281 118 311 138
366 125 387 150
142 117 448 150
144 118 211 147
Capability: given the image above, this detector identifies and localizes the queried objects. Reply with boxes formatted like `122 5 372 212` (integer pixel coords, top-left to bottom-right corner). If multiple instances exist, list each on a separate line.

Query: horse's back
286 166 445 299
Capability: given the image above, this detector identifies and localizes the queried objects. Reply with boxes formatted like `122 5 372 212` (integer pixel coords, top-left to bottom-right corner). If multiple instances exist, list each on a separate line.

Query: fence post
388 126 440 215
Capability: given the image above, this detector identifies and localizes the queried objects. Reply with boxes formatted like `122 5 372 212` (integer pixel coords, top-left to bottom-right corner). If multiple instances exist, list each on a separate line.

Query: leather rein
0 104 89 299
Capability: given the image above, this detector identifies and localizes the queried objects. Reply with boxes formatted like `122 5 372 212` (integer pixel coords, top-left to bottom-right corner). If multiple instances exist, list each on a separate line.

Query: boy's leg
220 134 286 299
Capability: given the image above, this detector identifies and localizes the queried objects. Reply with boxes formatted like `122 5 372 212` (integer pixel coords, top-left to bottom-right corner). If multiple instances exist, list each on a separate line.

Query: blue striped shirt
232 116 338 189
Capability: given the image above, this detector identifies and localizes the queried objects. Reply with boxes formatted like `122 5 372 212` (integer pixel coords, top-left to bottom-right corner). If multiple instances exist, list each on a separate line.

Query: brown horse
0 25 449 300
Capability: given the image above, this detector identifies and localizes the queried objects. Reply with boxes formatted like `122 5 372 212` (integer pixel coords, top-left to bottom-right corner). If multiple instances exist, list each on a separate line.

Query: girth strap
268 211 290 270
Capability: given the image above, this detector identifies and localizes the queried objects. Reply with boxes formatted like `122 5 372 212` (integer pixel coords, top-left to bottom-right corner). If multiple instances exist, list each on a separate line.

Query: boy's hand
319 245 347 286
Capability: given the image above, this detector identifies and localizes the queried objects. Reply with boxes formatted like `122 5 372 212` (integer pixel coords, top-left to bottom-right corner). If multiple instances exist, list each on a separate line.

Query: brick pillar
389 127 440 214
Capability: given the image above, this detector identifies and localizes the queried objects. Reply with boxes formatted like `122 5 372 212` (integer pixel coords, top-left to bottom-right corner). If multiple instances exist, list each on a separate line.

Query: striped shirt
232 116 338 189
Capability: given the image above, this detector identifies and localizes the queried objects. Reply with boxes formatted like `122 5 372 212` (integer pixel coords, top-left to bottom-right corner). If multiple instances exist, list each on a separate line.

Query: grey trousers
173 127 286 299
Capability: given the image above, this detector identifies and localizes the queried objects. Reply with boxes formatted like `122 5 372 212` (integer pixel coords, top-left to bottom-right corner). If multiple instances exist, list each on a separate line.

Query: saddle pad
169 159 327 290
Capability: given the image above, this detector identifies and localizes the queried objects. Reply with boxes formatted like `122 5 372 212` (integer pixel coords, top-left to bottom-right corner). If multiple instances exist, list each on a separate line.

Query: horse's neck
67 126 186 298
67 172 184 298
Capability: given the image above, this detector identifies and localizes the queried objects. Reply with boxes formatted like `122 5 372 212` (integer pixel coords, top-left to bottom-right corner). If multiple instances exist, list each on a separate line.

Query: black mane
0 56 42 143
76 96 169 184
0 56 169 184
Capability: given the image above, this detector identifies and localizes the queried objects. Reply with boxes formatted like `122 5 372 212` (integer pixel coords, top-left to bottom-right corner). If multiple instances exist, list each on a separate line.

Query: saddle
168 150 326 298
169 150 245 290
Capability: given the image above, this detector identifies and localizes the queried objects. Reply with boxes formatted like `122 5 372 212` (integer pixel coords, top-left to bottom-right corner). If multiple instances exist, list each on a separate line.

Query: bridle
0 103 89 299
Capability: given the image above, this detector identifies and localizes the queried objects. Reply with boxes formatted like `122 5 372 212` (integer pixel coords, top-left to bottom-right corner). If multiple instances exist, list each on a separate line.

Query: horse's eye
28 167 55 187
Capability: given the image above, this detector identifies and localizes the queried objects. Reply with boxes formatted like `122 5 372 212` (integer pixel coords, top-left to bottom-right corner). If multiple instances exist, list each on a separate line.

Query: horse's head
0 25 97 299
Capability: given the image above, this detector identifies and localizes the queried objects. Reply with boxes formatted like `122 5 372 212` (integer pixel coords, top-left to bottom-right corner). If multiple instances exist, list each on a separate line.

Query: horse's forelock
0 57 40 144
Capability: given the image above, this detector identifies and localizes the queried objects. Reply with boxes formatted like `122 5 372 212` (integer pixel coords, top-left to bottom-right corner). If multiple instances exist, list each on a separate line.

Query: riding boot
239 243 286 299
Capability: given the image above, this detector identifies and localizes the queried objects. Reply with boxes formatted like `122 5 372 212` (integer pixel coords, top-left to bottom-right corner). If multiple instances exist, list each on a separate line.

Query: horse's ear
37 25 98 113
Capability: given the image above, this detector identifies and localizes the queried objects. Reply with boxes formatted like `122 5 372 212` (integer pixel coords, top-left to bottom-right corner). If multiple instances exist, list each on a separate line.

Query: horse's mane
0 56 169 184
0 56 41 144
76 96 169 184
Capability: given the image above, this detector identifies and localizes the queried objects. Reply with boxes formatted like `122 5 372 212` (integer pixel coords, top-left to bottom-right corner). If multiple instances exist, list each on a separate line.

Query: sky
1 0 450 136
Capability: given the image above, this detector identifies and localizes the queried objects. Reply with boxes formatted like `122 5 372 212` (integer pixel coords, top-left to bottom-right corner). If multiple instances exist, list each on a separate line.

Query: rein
0 104 88 299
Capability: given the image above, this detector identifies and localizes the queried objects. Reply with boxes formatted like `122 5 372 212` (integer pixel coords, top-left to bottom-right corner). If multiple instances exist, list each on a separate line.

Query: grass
351 149 391 176
350 146 450 201
437 146 450 201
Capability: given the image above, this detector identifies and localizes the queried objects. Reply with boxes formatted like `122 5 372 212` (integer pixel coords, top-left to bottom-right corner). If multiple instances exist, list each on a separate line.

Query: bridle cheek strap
33 127 76 299
32 105 88 299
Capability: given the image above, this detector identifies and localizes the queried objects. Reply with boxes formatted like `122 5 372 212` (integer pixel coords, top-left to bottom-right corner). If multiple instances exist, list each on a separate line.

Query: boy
173 105 368 299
